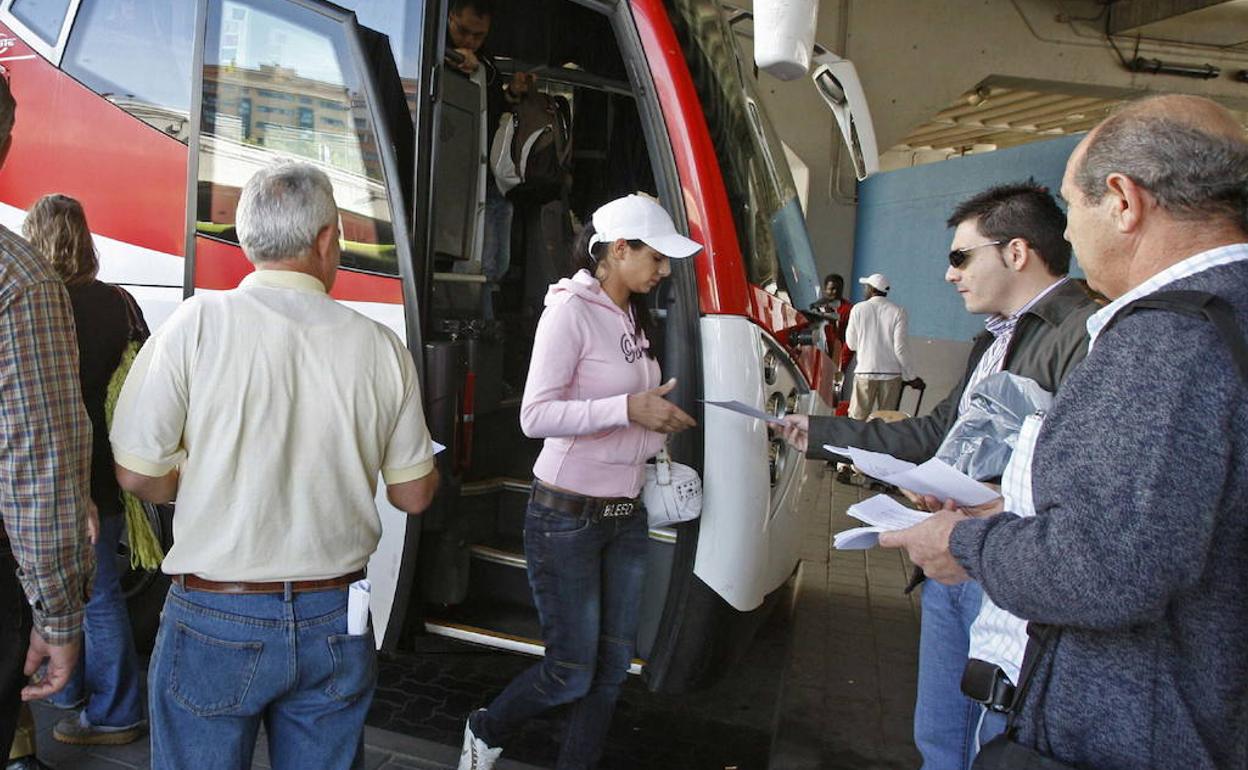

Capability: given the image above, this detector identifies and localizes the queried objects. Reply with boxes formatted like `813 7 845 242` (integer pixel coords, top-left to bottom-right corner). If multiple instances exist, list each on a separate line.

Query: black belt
531 482 640 522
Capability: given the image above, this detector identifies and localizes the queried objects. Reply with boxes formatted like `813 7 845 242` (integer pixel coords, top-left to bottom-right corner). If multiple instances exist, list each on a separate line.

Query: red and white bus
0 0 874 692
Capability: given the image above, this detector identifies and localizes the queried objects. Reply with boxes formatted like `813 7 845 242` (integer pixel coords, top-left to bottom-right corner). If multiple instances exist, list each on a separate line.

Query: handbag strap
654 445 672 486
112 284 150 342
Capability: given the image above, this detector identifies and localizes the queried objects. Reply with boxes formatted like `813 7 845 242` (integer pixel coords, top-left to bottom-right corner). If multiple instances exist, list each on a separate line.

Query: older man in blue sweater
883 94 1248 769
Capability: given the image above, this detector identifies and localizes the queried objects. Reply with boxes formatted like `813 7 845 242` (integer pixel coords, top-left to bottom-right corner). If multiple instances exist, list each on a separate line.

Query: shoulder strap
112 284 150 342
1003 622 1056 737
1104 290 1248 387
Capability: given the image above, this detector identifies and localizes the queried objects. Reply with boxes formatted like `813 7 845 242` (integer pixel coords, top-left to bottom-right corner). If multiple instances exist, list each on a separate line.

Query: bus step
422 616 643 675
467 537 533 610
459 477 531 540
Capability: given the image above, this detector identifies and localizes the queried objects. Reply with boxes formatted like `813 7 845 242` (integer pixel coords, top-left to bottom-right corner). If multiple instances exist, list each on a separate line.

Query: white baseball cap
587 194 702 259
859 273 890 292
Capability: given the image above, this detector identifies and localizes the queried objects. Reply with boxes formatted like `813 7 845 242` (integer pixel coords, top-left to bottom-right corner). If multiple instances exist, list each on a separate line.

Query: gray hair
236 162 338 263
1074 108 1248 230
0 76 16 146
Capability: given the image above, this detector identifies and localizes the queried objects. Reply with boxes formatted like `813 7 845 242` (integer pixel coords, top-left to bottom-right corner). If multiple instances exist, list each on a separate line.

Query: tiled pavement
24 703 544 770
18 467 923 769
769 466 924 769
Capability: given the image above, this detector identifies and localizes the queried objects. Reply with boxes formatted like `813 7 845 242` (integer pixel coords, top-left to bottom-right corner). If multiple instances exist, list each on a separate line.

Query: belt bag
642 447 702 528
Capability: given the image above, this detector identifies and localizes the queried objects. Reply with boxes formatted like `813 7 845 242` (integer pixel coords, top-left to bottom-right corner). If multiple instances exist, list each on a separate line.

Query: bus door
188 0 426 649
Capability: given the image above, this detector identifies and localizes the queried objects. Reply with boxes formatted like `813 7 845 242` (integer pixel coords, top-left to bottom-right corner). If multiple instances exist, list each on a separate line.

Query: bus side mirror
811 53 879 181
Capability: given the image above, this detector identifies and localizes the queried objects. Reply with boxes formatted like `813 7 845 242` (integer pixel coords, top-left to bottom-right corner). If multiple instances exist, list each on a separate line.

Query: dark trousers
475 486 649 770
1 544 33 756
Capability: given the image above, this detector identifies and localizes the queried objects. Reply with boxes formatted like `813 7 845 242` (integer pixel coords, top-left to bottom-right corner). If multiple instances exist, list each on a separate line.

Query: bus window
197 0 398 277
666 0 820 309
9 0 70 46
61 0 195 141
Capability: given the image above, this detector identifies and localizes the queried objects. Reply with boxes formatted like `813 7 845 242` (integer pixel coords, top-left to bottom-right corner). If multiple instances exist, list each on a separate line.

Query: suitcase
895 379 926 416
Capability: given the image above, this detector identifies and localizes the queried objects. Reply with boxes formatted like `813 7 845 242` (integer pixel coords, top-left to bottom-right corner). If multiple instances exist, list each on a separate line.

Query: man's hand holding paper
878 505 970 585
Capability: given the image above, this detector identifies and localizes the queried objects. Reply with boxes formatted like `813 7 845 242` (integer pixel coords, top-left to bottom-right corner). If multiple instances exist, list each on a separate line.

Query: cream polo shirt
110 270 434 582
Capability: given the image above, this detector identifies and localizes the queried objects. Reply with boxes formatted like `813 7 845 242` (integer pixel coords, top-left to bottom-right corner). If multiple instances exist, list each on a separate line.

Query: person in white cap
458 194 699 770
843 272 919 419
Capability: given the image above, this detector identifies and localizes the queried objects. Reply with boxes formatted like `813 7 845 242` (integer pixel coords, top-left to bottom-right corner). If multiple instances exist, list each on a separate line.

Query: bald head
1073 94 1248 231
1111 94 1243 139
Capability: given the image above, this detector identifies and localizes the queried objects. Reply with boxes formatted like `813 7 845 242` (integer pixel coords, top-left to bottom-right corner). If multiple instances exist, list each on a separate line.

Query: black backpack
490 92 572 204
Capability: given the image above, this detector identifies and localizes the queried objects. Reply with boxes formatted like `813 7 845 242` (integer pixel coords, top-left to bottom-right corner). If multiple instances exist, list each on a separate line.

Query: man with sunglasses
780 181 1096 770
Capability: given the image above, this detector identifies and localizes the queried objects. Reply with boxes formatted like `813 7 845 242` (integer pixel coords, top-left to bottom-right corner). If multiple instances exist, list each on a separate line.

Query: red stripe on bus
0 26 188 258
631 0 749 317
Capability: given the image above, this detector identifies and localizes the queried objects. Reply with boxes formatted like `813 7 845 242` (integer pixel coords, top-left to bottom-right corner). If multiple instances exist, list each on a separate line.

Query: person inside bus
457 194 700 770
444 0 536 320
23 194 149 749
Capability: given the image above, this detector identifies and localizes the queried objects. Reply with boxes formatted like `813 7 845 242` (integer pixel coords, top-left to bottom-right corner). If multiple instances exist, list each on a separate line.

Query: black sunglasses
948 239 1006 269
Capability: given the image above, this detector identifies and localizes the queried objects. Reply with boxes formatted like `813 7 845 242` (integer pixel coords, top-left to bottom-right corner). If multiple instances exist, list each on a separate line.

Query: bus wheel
118 502 174 653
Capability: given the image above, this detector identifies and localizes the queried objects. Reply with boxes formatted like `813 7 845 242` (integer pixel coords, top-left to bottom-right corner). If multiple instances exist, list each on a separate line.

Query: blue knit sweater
951 259 1248 769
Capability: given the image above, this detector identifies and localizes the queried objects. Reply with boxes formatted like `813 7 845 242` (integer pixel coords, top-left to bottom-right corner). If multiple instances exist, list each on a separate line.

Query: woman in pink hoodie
459 195 701 770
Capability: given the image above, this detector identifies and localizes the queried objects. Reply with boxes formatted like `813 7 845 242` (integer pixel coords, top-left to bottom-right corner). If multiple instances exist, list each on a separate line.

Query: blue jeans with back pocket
473 485 649 770
148 583 376 770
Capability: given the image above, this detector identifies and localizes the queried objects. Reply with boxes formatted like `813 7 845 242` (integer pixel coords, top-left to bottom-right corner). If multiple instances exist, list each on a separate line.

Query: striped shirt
967 411 1043 683
0 225 92 644
956 278 1069 416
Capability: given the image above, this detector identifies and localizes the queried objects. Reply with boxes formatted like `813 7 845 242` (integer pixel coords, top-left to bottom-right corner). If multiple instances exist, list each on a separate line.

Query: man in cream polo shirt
110 162 439 770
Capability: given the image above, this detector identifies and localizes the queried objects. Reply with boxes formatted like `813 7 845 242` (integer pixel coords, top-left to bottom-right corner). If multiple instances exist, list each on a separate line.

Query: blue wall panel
852 135 1085 342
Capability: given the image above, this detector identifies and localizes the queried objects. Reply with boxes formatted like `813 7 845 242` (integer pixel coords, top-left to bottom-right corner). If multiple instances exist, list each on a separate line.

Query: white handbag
642 447 703 528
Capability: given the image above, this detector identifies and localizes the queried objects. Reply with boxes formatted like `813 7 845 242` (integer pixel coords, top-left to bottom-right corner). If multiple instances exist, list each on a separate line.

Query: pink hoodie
521 269 665 498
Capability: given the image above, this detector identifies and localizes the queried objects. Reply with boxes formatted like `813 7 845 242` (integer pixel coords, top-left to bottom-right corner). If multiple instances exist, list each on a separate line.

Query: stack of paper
833 494 931 550
824 445 998 506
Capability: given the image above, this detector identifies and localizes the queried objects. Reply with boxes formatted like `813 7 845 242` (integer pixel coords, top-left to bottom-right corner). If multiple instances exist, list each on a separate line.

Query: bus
0 0 875 693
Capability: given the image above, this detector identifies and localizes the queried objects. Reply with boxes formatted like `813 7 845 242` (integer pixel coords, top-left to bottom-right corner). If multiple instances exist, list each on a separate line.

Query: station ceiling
885 0 1248 167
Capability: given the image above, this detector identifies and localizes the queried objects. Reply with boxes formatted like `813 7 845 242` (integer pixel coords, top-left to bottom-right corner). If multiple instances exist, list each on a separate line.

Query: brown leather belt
531 481 640 522
172 569 365 594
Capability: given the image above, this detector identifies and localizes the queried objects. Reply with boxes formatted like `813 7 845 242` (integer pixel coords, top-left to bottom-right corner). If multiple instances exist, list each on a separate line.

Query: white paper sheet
826 445 916 478
846 494 931 530
888 459 999 506
702 399 787 426
833 526 885 550
347 579 371 635
822 444 999 507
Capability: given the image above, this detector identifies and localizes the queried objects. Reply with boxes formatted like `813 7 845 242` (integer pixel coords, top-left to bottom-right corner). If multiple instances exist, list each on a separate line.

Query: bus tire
120 502 174 653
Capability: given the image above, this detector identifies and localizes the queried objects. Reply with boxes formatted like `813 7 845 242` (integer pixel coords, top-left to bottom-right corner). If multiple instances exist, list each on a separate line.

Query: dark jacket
66 281 148 516
950 259 1248 769
808 279 1097 463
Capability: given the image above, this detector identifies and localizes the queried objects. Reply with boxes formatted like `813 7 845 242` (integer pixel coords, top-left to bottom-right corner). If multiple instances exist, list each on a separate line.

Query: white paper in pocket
347 579 371 635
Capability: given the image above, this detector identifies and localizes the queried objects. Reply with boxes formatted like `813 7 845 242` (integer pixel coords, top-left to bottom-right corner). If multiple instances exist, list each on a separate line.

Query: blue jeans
474 487 648 770
915 579 985 770
974 706 1008 755
481 190 513 321
148 583 376 770
48 513 143 728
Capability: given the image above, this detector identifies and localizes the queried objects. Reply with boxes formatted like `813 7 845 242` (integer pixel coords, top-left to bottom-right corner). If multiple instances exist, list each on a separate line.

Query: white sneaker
457 710 503 770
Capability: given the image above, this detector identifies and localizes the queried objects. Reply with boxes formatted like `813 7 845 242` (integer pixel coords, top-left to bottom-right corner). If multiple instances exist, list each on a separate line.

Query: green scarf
105 341 164 569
